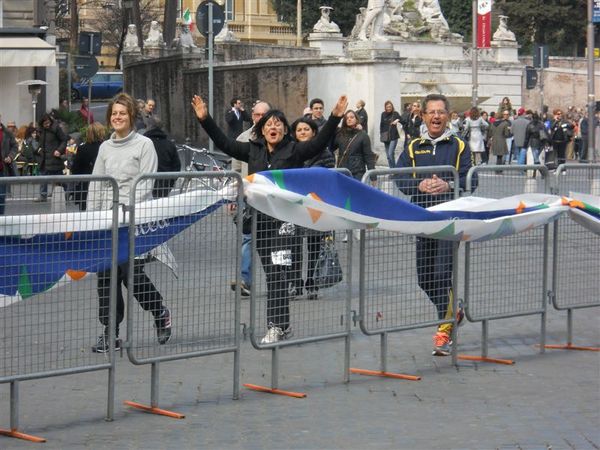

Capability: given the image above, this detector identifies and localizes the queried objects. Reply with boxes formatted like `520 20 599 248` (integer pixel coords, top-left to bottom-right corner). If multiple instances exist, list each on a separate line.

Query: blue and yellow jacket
395 132 477 207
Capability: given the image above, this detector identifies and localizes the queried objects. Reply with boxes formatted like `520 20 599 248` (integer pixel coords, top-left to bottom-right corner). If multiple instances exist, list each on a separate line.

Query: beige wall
2 0 34 27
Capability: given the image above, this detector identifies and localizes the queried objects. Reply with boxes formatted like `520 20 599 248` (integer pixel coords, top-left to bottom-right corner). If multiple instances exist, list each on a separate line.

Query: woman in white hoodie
88 93 172 353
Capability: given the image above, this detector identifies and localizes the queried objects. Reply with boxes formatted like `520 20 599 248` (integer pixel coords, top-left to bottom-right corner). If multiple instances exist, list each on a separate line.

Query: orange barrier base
540 344 600 352
0 428 46 443
243 383 307 398
457 354 515 365
349 368 421 381
123 400 185 419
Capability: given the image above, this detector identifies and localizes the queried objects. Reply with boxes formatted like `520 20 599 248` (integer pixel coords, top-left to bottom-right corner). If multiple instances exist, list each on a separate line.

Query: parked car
71 71 123 101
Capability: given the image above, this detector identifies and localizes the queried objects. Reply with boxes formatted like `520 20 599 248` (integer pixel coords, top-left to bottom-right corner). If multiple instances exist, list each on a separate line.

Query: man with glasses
395 94 476 356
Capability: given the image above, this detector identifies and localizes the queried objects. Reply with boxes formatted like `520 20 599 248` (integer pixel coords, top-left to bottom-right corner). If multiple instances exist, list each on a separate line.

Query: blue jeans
241 233 252 287
384 140 398 168
517 147 528 165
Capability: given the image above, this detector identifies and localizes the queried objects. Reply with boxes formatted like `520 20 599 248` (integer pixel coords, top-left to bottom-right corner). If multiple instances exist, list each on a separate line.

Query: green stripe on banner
18 266 33 299
271 170 286 189
344 197 352 210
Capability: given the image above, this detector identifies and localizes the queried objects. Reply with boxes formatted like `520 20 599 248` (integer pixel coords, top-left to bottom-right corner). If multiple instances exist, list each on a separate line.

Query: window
224 0 234 21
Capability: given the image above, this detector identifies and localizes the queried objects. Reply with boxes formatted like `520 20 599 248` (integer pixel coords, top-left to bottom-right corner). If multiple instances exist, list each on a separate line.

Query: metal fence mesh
127 173 240 363
464 167 548 321
0 176 117 380
552 165 600 310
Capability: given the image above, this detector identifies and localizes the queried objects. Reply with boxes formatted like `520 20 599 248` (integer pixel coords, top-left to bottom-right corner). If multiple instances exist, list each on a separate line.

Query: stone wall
125 50 311 146
2 0 34 27
520 56 600 113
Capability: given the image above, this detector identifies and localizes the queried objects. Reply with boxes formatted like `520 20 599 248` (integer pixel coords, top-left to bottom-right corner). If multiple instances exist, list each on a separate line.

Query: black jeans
255 213 300 330
97 259 164 330
553 142 567 166
416 237 454 320
305 232 327 292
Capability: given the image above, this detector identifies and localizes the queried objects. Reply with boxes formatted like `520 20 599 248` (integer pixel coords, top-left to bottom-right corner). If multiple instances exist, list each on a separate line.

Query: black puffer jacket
37 122 68 171
144 127 181 198
198 113 341 174
333 128 375 180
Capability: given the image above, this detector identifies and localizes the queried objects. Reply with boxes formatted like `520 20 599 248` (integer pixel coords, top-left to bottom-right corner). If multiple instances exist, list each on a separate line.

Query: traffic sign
594 0 600 23
73 55 98 79
196 0 225 38
533 44 549 69
78 32 102 56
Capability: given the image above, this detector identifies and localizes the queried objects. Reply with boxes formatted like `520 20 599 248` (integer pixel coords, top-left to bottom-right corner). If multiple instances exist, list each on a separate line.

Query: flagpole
471 0 478 108
296 0 302 47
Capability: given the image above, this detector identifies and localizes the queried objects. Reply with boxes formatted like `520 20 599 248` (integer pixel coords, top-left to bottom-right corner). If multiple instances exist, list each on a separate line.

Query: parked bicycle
175 144 231 192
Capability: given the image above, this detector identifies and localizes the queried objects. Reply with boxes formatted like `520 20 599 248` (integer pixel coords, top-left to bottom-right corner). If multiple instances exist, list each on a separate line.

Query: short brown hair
85 122 107 144
106 92 136 131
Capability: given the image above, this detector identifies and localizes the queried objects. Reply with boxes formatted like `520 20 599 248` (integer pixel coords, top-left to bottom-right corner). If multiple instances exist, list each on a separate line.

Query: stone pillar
307 32 345 57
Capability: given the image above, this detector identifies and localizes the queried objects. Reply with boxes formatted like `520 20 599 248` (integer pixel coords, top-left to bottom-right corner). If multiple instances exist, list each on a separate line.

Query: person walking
549 109 573 167
524 112 548 174
143 118 181 198
462 107 488 165
488 110 512 167
512 108 531 165
291 117 335 299
88 93 172 353
35 113 68 202
191 92 348 344
395 94 475 356
355 99 369 132
379 100 401 168
0 116 18 214
335 110 376 181
70 122 106 210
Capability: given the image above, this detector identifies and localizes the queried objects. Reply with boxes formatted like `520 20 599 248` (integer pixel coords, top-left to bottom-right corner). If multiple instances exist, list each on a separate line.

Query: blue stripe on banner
0 201 225 298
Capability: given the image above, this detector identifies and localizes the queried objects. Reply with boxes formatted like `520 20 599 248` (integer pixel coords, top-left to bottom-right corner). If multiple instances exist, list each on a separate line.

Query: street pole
296 0 302 47
539 46 545 115
587 0 595 157
471 0 478 108
208 2 214 153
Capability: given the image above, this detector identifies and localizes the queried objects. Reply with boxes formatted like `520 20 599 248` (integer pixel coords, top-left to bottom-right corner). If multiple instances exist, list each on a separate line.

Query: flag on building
182 8 194 31
477 0 492 48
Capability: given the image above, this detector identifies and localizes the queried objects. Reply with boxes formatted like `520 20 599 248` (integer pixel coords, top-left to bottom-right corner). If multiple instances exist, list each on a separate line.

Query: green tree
271 0 365 37
439 0 471 41
495 0 586 56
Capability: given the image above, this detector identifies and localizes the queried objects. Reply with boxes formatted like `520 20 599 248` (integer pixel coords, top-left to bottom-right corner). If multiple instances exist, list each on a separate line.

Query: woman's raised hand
191 95 208 121
332 95 348 117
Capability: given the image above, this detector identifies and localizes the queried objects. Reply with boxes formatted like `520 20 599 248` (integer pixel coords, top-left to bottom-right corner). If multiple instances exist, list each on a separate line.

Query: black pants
97 259 164 330
416 237 454 320
305 232 327 292
256 214 300 330
553 142 567 166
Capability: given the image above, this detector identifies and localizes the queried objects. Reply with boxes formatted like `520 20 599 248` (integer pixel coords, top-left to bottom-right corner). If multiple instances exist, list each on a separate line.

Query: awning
0 37 56 67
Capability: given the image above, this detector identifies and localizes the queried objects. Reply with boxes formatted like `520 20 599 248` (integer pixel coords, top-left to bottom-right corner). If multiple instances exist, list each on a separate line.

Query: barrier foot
349 368 421 381
0 428 46 443
123 400 185 419
457 354 515 365
539 344 600 352
243 383 307 398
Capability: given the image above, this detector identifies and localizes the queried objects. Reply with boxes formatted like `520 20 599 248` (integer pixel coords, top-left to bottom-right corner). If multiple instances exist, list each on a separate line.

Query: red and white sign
477 0 492 48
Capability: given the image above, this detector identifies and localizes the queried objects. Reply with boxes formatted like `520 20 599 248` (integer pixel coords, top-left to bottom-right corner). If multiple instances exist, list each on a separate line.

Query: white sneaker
261 323 284 344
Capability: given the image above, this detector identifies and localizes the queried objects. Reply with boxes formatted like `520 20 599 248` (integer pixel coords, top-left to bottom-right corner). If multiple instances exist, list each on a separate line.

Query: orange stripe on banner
245 174 255 183
243 383 307 398
66 270 87 280
516 201 526 214
569 200 585 209
561 197 570 206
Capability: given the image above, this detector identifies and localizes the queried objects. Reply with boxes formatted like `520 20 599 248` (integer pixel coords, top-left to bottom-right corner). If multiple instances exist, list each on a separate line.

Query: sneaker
229 280 251 297
260 323 292 344
91 328 121 353
432 331 452 356
155 307 172 345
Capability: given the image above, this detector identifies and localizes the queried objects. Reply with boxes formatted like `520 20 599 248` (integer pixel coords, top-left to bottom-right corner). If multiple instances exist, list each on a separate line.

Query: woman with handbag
291 117 335 300
337 110 376 181
379 100 401 168
191 93 348 344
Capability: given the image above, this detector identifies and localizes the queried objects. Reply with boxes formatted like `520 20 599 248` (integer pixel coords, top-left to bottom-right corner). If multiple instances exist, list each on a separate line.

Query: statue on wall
144 20 165 48
172 23 197 50
417 0 451 40
357 0 388 42
312 6 341 34
493 15 516 42
123 24 141 53
215 22 240 42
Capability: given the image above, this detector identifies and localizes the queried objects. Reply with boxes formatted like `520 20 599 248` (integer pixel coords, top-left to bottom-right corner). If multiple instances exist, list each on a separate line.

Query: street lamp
16 80 48 126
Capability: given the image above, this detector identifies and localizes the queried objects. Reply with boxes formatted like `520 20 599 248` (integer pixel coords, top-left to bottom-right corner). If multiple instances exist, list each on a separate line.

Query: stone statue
123 24 141 53
358 0 387 41
417 0 451 39
312 6 341 33
493 15 516 42
215 22 240 42
144 20 165 48
173 23 197 50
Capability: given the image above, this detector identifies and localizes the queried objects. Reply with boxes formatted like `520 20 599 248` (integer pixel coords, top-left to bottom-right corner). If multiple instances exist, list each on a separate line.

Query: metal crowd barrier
546 164 600 351
245 168 354 397
124 171 243 417
460 165 551 365
0 175 120 442
352 166 462 376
